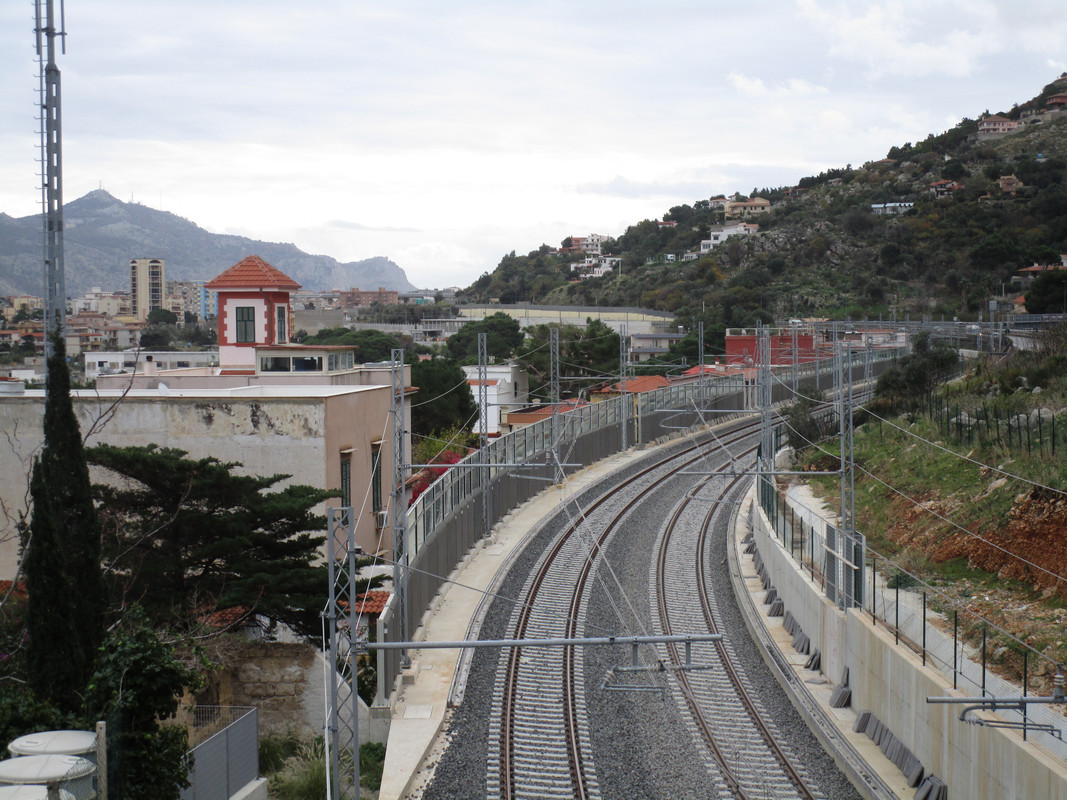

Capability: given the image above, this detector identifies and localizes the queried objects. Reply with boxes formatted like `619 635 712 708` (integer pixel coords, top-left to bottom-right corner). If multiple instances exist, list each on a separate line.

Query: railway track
481 383 872 799
486 420 764 799
652 440 823 799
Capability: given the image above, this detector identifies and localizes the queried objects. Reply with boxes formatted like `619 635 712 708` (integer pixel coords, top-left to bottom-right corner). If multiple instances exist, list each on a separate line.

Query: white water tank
7 732 96 760
0 785 75 799
0 754 94 800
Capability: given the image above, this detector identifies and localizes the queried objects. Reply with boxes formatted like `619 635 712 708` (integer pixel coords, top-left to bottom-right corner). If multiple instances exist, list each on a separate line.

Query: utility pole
549 326 561 464
790 323 799 397
619 323 628 451
758 326 773 516
837 341 860 609
36 0 67 368
478 332 492 538
697 320 706 409
390 349 409 664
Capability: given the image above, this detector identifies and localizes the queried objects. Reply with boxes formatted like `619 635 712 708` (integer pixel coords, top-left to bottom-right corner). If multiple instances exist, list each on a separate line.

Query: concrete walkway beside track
377 435 914 800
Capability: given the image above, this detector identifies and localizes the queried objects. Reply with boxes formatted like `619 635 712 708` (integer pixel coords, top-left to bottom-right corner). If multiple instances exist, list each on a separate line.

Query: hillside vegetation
462 77 1067 329
799 330 1067 690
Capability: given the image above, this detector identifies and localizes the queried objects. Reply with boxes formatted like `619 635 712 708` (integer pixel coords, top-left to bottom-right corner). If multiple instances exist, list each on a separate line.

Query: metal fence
862 554 1067 758
180 706 259 800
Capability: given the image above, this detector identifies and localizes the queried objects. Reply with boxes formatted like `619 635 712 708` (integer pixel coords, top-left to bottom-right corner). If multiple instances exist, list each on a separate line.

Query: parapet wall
750 496 1067 800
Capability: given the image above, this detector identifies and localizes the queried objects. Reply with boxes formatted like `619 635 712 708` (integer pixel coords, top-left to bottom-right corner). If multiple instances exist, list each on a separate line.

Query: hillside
0 190 415 296
462 77 1067 325
798 332 1067 691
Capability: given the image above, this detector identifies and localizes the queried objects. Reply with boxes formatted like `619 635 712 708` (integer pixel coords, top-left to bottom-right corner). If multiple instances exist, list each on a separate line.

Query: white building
700 222 759 252
461 363 530 436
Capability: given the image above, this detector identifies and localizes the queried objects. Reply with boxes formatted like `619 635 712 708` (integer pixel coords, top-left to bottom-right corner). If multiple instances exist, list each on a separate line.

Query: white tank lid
7 731 96 757
0 755 94 784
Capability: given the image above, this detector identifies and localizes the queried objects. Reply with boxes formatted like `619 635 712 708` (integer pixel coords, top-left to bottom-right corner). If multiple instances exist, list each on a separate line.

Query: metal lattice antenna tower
697 320 706 408
549 326 561 457
864 335 873 386
478 332 492 537
36 0 66 366
391 349 409 662
835 339 859 609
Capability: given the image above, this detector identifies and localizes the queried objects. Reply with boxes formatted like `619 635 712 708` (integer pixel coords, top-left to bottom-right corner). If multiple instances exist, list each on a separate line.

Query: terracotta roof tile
0 580 27 599
339 590 391 616
606 375 671 393
205 255 301 291
197 605 253 628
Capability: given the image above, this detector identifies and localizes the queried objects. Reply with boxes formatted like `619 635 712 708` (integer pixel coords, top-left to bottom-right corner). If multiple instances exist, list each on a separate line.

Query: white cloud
728 73 828 97
2 1 1067 289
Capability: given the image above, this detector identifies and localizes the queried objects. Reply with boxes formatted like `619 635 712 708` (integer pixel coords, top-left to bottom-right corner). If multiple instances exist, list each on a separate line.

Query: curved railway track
653 443 822 799
489 420 763 800
485 386 871 800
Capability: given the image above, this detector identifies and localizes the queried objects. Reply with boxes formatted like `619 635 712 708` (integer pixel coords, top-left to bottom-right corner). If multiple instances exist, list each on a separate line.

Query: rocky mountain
0 189 414 296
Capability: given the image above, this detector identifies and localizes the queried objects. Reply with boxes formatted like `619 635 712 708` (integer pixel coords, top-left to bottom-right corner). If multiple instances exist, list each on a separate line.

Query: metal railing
180 706 259 800
762 488 1067 758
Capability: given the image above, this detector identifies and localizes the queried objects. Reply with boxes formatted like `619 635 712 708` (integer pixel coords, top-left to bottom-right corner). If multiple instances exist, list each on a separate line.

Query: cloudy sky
1 1 1065 289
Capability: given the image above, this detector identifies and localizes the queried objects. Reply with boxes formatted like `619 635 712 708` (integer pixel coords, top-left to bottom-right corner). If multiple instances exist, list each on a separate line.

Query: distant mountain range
0 189 415 297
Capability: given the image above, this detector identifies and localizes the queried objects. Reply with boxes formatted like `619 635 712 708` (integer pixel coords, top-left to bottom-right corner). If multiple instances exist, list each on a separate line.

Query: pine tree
88 444 333 635
23 335 105 713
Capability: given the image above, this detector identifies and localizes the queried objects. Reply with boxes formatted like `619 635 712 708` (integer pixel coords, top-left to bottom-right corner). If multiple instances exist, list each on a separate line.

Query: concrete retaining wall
752 498 1067 800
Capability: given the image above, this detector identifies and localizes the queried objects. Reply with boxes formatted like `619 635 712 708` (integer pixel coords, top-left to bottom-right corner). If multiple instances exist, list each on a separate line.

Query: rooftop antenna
36 0 67 370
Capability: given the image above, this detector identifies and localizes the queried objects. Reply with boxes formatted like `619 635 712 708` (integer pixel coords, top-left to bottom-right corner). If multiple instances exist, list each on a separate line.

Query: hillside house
700 222 758 252
929 180 962 198
977 115 1022 136
724 197 771 218
1011 263 1066 290
569 255 621 280
998 174 1025 196
561 234 608 256
1045 93 1067 111
870 202 914 216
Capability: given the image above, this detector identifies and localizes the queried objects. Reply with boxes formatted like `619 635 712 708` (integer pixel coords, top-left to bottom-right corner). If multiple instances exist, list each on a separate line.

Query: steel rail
499 417 763 800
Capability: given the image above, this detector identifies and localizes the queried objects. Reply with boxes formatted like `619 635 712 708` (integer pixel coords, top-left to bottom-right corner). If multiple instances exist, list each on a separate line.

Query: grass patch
262 733 387 799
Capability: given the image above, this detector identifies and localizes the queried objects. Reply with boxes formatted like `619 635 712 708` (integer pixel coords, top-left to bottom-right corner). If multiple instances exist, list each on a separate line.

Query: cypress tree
23 335 105 713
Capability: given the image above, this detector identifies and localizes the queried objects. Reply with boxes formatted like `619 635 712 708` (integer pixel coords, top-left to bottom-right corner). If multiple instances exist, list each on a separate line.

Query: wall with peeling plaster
0 386 394 577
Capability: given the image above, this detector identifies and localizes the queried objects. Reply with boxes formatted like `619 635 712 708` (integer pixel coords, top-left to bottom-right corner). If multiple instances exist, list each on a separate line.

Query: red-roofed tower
206 255 301 369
